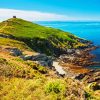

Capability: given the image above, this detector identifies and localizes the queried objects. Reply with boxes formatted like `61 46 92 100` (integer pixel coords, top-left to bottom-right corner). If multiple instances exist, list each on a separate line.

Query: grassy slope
0 18 86 56
0 18 74 39
0 44 85 100
0 18 99 100
0 38 31 51
0 47 99 100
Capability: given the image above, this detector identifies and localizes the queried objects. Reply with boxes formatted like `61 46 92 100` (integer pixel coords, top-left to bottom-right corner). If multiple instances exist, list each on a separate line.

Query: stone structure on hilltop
13 16 16 18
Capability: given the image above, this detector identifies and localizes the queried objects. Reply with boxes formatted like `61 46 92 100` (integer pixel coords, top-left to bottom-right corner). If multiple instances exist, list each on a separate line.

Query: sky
0 0 100 21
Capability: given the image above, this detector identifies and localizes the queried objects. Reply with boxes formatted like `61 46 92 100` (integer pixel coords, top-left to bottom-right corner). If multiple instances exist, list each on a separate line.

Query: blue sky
0 0 100 21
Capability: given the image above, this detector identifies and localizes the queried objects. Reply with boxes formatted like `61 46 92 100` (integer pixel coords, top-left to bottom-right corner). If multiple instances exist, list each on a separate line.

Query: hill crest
0 18 86 56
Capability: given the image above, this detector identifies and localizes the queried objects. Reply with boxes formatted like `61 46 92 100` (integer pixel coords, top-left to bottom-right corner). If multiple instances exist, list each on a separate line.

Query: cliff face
0 18 87 56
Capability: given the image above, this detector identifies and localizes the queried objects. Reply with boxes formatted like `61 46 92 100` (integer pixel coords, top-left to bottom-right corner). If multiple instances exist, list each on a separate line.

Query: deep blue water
35 21 100 69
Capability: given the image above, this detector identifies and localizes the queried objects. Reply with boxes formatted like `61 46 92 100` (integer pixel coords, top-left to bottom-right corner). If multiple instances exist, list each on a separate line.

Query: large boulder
20 54 53 67
32 54 53 67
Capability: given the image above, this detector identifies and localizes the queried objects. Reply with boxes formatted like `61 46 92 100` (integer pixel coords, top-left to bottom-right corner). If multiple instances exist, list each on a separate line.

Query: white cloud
0 8 69 21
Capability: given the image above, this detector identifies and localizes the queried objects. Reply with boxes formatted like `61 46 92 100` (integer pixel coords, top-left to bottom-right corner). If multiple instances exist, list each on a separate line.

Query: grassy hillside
0 40 85 100
0 40 99 100
0 38 31 51
0 18 86 56
0 18 74 39
0 18 99 100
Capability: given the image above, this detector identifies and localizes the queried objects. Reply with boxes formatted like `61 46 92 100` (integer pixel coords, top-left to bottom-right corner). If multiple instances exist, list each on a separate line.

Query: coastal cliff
0 18 99 100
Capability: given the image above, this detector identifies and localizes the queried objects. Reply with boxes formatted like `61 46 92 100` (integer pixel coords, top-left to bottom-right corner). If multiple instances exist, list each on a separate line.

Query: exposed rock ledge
75 69 100 84
1 40 99 79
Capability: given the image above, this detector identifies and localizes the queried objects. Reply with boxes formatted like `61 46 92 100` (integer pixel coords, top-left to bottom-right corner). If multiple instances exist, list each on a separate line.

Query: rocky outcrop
75 70 100 83
59 46 100 67
1 46 54 68
3 47 22 56
20 53 53 67
10 48 22 56
32 54 53 67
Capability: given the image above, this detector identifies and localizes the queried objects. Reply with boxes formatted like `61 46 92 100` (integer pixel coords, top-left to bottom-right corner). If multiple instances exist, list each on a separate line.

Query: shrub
45 79 66 94
26 61 48 74
38 66 47 74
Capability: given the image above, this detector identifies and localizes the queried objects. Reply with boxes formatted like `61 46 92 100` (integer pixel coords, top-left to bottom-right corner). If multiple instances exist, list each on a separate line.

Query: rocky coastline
0 18 100 100
0 17 99 84
1 35 99 79
55 40 100 79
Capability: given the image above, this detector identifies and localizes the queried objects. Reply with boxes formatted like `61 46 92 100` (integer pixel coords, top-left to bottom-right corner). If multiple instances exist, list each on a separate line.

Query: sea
35 21 100 69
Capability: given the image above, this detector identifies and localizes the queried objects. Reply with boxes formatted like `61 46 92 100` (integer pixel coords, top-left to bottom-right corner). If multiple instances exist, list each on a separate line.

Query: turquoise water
35 21 100 68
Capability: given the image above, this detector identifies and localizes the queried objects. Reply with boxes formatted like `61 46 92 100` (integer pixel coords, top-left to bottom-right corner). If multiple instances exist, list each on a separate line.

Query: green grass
0 55 99 100
45 79 66 94
0 77 86 100
0 56 48 79
0 18 86 55
0 38 31 51
0 18 74 39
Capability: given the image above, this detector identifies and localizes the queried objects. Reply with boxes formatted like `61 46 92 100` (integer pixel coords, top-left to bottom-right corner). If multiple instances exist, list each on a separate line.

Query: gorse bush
45 79 66 94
